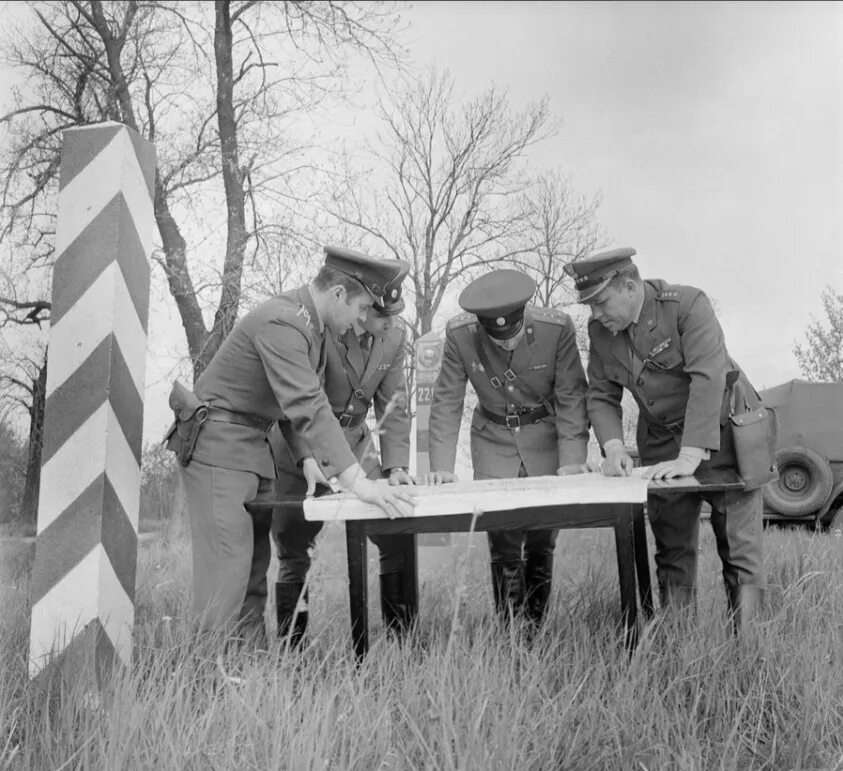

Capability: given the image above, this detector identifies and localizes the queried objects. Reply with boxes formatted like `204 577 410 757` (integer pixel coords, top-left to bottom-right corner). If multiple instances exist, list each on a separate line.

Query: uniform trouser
641 422 766 594
180 460 275 634
475 466 559 562
272 471 412 582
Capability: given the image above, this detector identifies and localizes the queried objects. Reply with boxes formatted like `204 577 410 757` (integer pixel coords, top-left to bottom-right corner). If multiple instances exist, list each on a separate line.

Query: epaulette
447 312 476 329
529 306 570 326
655 288 681 302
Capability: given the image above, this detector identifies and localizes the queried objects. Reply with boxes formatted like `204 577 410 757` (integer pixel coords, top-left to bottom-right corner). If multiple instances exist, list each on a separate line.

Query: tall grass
2 522 842 770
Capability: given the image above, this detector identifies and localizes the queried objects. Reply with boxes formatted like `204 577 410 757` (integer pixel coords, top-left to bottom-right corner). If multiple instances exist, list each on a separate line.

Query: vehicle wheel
763 445 834 517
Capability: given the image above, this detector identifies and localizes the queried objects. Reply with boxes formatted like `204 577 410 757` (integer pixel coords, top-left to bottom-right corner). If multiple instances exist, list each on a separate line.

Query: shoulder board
447 312 476 329
529 306 570 325
655 288 681 302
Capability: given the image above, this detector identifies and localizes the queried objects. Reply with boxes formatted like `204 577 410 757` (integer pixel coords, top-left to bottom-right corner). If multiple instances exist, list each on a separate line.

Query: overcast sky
1 1 841 443
403 1 842 386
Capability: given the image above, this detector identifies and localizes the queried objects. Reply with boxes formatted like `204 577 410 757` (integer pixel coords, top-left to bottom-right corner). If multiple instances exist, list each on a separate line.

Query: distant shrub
0 419 27 530
139 443 184 534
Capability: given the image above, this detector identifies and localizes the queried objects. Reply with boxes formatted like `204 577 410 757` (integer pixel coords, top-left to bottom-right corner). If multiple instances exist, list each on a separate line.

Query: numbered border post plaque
413 332 449 547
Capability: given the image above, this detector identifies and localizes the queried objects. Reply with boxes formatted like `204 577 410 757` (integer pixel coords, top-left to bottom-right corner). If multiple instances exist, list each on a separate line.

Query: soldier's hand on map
556 462 598 476
348 477 417 519
301 457 334 495
638 453 701 480
601 443 634 477
423 471 459 486
388 468 417 486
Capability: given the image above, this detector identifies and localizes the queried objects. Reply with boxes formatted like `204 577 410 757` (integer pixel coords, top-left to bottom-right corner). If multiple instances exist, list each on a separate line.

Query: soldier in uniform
425 269 590 626
169 246 415 645
272 261 418 644
564 247 766 628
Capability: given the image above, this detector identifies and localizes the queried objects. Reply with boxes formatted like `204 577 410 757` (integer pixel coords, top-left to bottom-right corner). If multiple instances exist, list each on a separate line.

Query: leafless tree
0 1 404 500
1 0 404 379
0 290 49 526
331 68 556 338
513 170 603 307
793 285 843 382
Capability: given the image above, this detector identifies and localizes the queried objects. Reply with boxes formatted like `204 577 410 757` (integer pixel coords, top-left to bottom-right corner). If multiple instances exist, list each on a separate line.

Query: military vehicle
759 379 843 530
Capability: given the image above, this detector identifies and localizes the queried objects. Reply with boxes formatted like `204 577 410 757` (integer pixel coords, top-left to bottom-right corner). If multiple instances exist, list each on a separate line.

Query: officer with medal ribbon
166 246 416 646
565 247 769 629
425 269 590 628
271 261 418 646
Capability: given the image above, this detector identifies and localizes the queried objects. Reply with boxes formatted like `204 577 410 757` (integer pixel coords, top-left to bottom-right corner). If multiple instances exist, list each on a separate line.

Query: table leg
632 503 654 618
345 521 369 660
613 503 639 650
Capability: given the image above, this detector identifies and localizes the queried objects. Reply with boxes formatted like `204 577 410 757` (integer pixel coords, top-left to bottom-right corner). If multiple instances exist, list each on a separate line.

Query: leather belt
207 406 273 431
335 411 367 429
479 404 550 429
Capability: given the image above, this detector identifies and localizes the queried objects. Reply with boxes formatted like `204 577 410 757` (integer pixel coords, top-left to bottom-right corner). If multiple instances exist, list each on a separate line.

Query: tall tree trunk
154 172 209 382
21 356 46 528
199 0 249 376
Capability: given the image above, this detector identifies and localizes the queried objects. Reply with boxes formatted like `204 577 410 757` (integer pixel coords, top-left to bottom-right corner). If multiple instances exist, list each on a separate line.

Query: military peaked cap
459 269 536 340
373 260 411 316
324 245 398 298
563 247 637 303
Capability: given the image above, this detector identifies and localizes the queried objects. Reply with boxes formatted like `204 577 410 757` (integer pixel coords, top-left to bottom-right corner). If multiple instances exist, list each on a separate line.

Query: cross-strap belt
470 325 556 426
329 336 373 427
478 403 550 429
334 410 368 429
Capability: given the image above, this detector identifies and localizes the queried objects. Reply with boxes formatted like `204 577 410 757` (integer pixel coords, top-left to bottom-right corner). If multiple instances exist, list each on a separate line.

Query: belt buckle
504 369 517 382
505 414 521 430
353 388 365 400
338 413 353 428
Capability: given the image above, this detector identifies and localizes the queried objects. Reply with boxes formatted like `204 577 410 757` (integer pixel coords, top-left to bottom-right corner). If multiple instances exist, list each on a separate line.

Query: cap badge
496 317 505 326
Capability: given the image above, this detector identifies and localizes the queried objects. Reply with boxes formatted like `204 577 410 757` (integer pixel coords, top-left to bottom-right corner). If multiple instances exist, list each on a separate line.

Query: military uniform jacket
428 306 589 478
586 279 756 452
277 324 412 478
191 285 357 479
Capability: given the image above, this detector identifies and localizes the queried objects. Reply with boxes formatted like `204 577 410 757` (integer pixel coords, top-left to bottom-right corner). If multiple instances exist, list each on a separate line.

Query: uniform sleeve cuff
679 446 710 461
603 438 626 455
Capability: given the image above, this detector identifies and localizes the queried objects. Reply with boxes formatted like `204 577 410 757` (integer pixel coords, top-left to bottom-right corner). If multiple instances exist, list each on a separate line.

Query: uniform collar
628 285 646 328
299 285 324 335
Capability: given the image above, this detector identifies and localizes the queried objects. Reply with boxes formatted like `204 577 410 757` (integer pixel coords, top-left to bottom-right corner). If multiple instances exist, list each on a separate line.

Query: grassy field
1 516 842 771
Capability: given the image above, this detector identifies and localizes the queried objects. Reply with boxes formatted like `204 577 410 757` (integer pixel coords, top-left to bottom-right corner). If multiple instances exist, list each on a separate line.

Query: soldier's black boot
725 583 765 634
490 559 526 623
524 553 554 627
379 571 416 639
275 581 308 649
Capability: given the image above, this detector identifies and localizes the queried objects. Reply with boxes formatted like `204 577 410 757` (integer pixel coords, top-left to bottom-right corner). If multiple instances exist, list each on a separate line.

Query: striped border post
28 122 156 679
414 331 448 547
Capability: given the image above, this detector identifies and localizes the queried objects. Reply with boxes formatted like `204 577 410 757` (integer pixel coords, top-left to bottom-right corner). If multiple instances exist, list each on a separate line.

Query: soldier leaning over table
270 261 418 647
425 270 591 628
564 247 770 630
165 246 415 648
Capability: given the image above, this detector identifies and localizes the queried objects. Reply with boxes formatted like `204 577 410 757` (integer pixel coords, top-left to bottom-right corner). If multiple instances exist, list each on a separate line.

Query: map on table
303 473 650 522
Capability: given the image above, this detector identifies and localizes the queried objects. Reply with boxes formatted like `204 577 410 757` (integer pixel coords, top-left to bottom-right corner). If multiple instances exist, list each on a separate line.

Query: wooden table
258 470 745 658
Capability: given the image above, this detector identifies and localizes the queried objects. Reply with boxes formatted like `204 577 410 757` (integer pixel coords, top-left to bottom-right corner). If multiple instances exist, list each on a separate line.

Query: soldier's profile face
362 307 395 335
328 288 373 334
588 283 637 334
